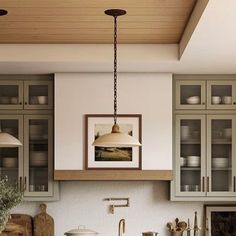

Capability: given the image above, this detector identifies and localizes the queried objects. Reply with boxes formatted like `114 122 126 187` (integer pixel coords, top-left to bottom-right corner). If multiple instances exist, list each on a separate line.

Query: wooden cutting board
34 204 54 236
0 214 33 236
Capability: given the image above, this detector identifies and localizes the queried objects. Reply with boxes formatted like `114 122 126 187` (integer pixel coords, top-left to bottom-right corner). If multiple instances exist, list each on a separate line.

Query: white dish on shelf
223 128 232 139
181 185 190 192
180 157 187 167
37 96 48 105
2 157 18 168
186 96 200 105
212 158 229 168
187 156 200 167
0 96 10 104
222 96 232 104
211 96 221 104
30 151 48 166
181 126 190 140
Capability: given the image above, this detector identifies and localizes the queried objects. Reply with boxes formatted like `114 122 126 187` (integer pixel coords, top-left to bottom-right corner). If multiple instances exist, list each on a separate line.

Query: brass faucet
118 219 125 236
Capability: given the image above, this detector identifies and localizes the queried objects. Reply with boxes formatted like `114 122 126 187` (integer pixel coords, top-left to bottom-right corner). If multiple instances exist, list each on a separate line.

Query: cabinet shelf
0 167 18 171
29 167 48 170
181 167 201 171
212 167 232 171
29 139 48 144
212 139 231 145
54 170 173 181
181 139 200 145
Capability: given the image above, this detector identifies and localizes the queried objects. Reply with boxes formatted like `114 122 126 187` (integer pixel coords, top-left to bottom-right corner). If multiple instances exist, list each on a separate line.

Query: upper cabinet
175 77 236 110
24 80 53 110
0 75 58 201
176 80 206 109
172 75 236 201
0 80 53 110
206 80 236 109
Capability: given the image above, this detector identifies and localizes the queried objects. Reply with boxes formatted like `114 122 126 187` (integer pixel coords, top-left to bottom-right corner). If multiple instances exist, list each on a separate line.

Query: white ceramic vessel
211 96 221 104
222 96 232 104
65 226 98 236
186 96 200 105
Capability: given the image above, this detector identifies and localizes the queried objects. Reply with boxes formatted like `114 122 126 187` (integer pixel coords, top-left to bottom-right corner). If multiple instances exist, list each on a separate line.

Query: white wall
13 181 203 236
55 73 172 170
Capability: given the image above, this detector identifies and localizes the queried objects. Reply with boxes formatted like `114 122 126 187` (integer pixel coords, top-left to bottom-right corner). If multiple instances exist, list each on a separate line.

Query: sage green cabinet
176 79 236 110
0 80 53 110
172 76 236 201
0 115 23 186
0 76 58 201
23 115 54 198
24 80 53 110
206 115 236 197
206 80 236 109
0 81 23 109
174 115 206 197
175 80 206 109
0 114 58 201
173 114 236 200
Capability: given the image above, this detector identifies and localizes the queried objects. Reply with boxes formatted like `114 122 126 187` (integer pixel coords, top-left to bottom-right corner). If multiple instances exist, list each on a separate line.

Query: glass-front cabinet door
207 115 236 197
176 80 206 109
23 115 53 197
175 115 206 196
0 81 23 109
207 81 236 109
0 115 23 189
24 81 53 109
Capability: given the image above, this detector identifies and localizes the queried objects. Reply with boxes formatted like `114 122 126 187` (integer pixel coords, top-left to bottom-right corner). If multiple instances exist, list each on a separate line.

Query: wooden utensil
177 221 187 231
34 203 54 236
166 222 174 232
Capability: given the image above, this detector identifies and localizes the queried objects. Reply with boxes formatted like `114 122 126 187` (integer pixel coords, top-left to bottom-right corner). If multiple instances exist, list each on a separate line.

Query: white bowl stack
212 158 229 168
2 157 18 168
30 151 48 167
187 156 200 167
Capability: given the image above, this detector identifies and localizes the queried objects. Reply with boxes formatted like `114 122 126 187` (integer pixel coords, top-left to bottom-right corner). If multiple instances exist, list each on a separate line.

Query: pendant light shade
0 132 22 147
92 9 141 148
92 124 141 147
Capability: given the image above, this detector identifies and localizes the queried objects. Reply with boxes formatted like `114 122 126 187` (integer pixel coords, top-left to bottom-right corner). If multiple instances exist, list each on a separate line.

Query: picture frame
204 205 236 236
85 114 142 170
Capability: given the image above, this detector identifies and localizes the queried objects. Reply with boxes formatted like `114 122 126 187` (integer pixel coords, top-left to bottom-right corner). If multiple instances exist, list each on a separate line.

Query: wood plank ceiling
0 0 197 44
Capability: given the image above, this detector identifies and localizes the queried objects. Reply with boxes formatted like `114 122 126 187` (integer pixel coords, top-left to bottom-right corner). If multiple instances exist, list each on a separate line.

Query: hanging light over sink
92 9 141 148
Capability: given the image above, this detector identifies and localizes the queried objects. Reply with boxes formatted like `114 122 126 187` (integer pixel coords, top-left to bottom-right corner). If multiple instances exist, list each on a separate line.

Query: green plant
0 176 22 232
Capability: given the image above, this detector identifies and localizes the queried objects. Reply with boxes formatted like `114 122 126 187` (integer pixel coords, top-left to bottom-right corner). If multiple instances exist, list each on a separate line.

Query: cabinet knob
233 102 236 105
24 101 27 105
19 102 22 105
202 102 205 105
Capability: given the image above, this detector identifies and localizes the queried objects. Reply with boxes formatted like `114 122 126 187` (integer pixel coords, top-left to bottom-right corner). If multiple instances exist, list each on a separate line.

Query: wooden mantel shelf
54 170 173 181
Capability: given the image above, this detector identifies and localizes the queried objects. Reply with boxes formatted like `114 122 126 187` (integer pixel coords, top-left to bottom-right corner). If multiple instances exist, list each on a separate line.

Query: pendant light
0 121 22 147
0 132 22 147
92 9 141 147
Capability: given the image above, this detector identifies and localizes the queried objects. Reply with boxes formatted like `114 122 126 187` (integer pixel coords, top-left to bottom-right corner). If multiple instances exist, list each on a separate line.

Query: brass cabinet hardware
234 176 236 192
24 176 27 191
19 176 23 192
207 176 210 192
202 176 205 192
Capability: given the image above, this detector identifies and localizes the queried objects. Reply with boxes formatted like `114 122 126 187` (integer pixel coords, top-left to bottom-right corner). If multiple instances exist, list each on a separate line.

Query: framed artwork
204 205 236 236
85 114 142 170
